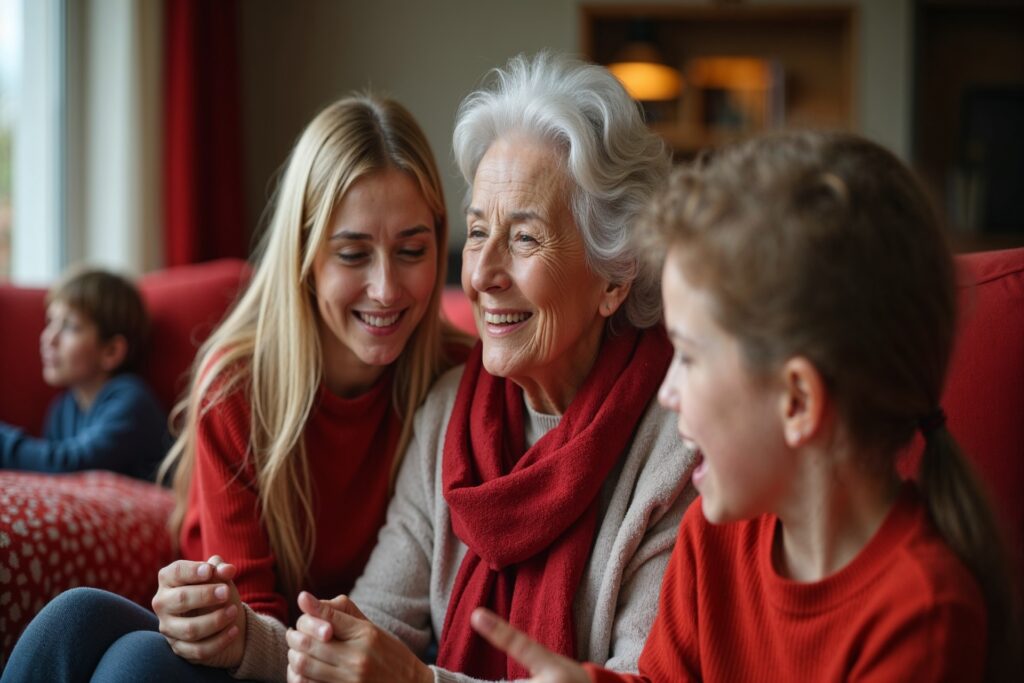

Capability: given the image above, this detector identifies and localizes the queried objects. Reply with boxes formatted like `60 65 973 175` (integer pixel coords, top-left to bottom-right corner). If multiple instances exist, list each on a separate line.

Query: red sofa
0 258 251 663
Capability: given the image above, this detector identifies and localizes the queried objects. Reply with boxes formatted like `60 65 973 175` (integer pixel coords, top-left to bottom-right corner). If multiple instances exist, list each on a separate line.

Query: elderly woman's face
462 135 614 409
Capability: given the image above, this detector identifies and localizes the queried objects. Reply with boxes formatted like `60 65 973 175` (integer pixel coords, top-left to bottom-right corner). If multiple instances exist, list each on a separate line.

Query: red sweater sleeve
188 389 288 622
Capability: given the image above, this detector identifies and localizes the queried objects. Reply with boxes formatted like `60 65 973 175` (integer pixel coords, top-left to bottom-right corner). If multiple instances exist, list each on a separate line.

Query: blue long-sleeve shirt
0 373 170 480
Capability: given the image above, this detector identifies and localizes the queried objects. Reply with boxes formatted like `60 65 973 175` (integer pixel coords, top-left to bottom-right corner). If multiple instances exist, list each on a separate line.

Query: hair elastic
918 408 946 435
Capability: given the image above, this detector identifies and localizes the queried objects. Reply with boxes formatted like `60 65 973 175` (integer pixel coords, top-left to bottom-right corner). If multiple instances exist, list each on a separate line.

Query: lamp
607 21 682 101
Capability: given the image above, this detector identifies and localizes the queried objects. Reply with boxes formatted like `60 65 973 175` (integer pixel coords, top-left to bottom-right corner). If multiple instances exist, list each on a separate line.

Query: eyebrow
466 207 544 223
666 327 700 348
329 225 432 241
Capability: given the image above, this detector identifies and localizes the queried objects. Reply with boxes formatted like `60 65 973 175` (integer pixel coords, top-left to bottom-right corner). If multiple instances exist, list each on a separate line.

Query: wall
239 0 912 258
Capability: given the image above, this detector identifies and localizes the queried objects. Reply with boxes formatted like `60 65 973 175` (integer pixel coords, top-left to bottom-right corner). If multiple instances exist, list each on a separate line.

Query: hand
470 608 590 683
285 591 432 683
151 555 247 669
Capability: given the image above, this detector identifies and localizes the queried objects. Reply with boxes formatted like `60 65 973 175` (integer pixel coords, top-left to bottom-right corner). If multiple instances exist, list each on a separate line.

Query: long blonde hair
158 94 469 598
643 131 1019 681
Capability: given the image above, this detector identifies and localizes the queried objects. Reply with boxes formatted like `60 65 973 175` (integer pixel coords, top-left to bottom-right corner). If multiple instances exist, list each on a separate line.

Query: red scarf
436 326 671 679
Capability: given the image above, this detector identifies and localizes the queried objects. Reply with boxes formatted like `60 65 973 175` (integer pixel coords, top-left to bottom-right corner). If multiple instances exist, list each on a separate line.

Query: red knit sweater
586 484 987 683
180 372 400 624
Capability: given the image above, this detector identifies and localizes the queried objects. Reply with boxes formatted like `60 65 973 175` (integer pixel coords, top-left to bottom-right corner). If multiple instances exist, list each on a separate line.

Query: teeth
484 311 531 325
359 312 400 327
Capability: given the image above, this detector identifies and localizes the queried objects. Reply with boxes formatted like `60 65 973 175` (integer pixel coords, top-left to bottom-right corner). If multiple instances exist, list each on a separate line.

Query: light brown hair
158 94 470 598
642 130 1019 681
47 267 149 373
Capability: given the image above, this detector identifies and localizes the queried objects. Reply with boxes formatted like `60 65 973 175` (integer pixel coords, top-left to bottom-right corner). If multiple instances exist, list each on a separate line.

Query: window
1 0 65 284
0 0 21 279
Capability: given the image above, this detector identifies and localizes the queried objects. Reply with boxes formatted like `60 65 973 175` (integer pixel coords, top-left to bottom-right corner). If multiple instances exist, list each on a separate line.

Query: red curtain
163 0 246 266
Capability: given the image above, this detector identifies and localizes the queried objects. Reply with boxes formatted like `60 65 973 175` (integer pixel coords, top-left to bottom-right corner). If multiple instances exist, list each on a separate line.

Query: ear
99 335 129 373
598 280 632 319
777 356 827 448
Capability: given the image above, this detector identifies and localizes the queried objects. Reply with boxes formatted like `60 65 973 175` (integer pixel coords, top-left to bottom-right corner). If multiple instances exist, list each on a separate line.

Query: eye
673 350 693 367
337 251 368 264
467 225 487 240
513 231 537 244
398 247 427 260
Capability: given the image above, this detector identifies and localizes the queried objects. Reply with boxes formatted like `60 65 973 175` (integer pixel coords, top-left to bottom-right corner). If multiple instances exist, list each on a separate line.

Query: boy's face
39 300 114 390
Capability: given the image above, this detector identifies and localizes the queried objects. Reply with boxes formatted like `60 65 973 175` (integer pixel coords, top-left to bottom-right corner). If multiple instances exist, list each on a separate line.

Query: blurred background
1 0 1022 286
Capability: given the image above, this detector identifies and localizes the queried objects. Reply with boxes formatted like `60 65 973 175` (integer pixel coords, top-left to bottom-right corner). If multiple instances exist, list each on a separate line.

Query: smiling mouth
354 310 403 328
483 311 532 326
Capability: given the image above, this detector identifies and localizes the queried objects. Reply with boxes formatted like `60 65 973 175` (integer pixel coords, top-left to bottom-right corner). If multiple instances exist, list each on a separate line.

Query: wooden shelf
582 4 858 155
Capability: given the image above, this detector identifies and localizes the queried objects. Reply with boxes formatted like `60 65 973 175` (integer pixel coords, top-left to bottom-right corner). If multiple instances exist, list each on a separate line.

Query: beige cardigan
235 365 697 683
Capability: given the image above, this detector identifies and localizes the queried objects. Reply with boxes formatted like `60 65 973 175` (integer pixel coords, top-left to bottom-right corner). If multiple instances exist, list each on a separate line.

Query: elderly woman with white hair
263 52 698 683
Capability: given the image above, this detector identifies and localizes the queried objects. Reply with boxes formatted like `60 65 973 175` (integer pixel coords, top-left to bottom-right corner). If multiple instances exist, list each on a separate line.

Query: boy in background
1 268 169 480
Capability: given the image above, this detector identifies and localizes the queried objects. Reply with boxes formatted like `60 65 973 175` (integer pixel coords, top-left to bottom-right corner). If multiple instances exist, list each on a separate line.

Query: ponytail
920 425 1021 681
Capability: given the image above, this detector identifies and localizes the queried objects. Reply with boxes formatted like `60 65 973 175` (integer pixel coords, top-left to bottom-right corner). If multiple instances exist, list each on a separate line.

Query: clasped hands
150 555 591 682
286 597 590 683
151 555 247 669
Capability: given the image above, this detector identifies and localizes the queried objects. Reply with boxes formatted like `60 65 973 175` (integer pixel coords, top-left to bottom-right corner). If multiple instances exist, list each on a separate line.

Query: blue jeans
1 588 244 683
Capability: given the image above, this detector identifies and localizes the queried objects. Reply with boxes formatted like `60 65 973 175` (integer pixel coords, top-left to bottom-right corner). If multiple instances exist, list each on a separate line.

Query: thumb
297 591 366 641
471 608 568 677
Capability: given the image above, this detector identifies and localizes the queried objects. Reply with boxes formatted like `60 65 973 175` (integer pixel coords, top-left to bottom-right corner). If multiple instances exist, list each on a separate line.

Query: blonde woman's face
312 168 438 396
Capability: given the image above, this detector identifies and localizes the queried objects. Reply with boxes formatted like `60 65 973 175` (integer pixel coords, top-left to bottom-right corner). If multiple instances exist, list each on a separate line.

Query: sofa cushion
0 471 175 665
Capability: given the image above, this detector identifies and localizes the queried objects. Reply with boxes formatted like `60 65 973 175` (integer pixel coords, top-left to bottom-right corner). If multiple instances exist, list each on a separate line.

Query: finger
298 591 368 627
286 627 342 667
159 603 239 642
326 595 368 621
297 591 323 619
471 608 560 675
207 555 239 581
153 582 231 617
287 647 343 683
167 622 240 662
214 563 238 580
295 613 333 642
286 665 307 683
157 560 213 588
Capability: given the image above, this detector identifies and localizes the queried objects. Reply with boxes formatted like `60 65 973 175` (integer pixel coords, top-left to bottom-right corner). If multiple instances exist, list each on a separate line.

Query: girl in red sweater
469 131 1019 682
2 95 469 682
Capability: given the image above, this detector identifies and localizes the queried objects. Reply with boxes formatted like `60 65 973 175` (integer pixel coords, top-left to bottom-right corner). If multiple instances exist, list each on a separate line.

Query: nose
367 256 401 306
467 236 511 294
40 320 58 350
657 365 680 413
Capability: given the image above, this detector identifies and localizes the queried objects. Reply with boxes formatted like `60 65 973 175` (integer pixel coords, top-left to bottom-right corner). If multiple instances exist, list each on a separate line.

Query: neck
514 318 605 415
319 326 387 399
72 374 111 412
774 444 900 582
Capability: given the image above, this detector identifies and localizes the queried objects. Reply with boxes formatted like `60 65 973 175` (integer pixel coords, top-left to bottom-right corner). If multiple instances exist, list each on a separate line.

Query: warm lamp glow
687 57 774 91
609 61 683 101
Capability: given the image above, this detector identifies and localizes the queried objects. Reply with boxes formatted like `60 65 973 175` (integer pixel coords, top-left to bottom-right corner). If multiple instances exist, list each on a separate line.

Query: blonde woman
2 94 468 683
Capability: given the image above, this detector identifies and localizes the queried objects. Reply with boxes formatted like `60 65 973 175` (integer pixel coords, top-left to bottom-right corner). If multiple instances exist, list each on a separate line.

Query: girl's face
312 168 438 395
657 247 794 524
